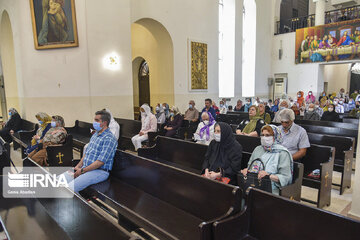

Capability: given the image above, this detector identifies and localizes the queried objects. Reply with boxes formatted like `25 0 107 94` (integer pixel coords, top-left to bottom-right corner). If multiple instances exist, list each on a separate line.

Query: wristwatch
81 168 84 174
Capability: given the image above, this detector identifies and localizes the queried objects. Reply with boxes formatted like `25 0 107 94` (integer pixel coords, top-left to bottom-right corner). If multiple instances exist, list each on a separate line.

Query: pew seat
65 120 93 155
83 150 242 240
11 119 39 151
213 188 360 240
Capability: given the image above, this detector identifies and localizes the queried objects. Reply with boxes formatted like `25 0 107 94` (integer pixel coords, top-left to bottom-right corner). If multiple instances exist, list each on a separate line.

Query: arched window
242 0 256 97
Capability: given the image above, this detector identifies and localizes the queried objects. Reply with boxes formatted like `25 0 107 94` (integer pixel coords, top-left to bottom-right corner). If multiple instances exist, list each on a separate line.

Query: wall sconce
103 52 121 71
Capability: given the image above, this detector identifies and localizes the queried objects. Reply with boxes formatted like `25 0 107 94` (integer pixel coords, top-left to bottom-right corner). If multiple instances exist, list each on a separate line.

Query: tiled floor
8 145 358 221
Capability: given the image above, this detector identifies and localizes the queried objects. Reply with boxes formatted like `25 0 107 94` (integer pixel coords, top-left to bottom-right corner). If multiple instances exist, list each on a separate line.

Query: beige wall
131 18 174 108
323 63 351 94
0 10 20 117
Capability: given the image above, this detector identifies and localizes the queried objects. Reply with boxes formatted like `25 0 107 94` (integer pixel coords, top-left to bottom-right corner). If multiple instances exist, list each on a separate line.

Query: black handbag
238 158 272 193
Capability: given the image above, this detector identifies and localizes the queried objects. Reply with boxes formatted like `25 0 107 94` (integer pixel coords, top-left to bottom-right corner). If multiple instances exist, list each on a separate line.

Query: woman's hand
33 135 40 140
167 127 173 131
241 168 248 176
258 170 269 179
209 171 221 180
235 130 242 135
204 168 210 178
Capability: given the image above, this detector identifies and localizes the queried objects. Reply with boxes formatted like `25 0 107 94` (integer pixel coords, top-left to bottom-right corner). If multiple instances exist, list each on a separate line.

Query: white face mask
280 106 286 110
298 94 301 98
315 105 319 108
309 92 312 95
155 107 160 112
203 120 209 125
214 133 221 142
339 101 343 104
141 112 146 117
308 108 314 112
261 136 274 148
328 107 334 112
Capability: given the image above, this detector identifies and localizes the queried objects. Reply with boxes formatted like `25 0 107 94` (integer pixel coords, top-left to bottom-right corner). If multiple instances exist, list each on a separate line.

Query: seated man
28 115 67 166
200 98 216 120
184 100 199 122
279 109 310 161
273 100 289 123
71 110 118 192
304 104 321 121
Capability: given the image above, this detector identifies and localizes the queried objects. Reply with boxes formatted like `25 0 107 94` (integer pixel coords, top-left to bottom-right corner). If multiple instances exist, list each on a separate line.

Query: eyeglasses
281 121 290 124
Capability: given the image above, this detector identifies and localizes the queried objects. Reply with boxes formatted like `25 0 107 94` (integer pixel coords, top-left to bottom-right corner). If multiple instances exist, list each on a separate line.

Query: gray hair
95 110 111 127
52 115 65 127
279 109 295 121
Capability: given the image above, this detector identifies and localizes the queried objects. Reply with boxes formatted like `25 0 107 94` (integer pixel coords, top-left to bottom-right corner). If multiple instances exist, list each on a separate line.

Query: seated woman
321 104 340 122
194 112 216 145
236 105 265 137
0 108 22 143
258 103 271 124
25 112 52 154
28 115 67 166
164 106 183 137
240 125 293 195
202 122 242 185
131 104 157 151
155 103 166 124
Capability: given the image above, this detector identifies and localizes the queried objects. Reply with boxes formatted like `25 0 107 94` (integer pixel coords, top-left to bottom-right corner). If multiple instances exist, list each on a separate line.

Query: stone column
314 0 325 26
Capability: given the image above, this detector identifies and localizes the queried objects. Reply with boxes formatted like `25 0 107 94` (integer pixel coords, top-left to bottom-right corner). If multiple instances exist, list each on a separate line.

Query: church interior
1 0 360 239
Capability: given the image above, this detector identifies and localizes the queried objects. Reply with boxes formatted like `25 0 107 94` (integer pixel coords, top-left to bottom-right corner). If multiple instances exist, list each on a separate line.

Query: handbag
238 158 272 193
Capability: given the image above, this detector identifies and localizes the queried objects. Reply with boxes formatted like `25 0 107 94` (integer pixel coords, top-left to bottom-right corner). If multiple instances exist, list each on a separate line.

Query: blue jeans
64 169 109 192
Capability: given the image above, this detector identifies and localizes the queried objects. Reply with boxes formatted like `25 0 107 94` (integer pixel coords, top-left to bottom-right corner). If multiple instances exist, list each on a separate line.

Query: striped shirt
83 128 118 171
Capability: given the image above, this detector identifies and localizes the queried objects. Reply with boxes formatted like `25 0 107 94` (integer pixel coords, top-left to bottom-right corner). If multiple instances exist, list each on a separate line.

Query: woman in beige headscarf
164 106 183 137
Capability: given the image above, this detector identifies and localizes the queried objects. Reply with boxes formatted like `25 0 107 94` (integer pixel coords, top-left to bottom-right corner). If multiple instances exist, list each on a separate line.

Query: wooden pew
343 117 359 124
300 144 335 208
139 136 302 201
65 120 93 155
114 118 142 150
138 136 207 174
0 137 11 172
11 119 39 150
295 119 358 130
300 124 358 141
308 133 354 195
46 135 74 167
1 158 133 239
213 188 360 240
83 150 242 240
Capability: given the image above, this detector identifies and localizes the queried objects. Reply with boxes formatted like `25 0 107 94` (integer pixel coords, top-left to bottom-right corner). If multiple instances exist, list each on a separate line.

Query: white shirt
335 104 344 113
109 118 120 140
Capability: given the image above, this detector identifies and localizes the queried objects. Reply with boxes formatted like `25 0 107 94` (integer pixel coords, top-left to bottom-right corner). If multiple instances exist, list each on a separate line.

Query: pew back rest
246 188 360 239
307 133 354 160
110 150 241 221
343 118 359 124
295 119 358 130
301 144 334 173
114 118 142 138
21 120 38 132
301 124 357 140
234 134 261 153
76 121 93 136
156 136 207 171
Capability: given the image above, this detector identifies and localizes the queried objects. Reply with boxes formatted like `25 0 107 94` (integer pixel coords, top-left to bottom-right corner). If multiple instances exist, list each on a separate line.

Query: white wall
0 0 134 125
323 63 351 93
309 0 360 15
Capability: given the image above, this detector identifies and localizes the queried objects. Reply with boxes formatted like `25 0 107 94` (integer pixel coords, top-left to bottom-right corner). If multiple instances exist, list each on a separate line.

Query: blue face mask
170 112 174 117
189 104 193 109
38 121 43 125
51 121 57 128
93 122 102 131
8 112 11 117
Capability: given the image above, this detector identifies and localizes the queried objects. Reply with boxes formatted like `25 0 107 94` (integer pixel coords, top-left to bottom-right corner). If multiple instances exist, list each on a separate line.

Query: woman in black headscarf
202 122 243 185
0 108 22 143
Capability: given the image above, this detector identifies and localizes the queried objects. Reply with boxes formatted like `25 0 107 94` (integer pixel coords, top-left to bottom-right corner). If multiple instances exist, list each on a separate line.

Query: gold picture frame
30 0 79 50
189 40 208 90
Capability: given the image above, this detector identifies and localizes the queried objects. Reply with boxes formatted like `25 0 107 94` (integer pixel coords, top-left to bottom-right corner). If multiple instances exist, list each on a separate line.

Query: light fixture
351 63 360 74
103 52 121 71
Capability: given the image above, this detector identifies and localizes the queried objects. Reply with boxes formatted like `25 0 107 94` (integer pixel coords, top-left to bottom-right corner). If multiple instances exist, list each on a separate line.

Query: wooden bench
343 117 359 124
308 133 354 195
11 119 39 150
217 113 249 125
213 188 360 240
139 136 302 201
46 135 74 167
295 119 358 130
65 120 93 155
0 137 11 171
138 136 207 174
83 150 242 240
300 144 335 208
3 158 133 240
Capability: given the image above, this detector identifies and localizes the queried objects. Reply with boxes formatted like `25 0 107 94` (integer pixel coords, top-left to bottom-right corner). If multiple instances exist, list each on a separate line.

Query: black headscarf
202 122 242 183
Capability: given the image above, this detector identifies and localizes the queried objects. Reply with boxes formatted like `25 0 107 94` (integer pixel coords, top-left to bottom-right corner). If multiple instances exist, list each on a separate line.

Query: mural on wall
190 41 208 90
296 19 360 64
30 0 79 50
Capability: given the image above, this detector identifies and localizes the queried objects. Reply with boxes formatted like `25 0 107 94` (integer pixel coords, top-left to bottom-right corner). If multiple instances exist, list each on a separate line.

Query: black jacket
4 113 22 132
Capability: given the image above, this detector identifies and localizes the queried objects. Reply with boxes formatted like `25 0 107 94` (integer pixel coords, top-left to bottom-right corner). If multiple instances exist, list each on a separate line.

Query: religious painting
30 0 79 50
296 19 360 64
190 41 208 90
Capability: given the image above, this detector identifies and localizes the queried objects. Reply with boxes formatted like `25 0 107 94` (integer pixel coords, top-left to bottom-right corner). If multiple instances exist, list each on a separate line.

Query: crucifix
56 152 64 165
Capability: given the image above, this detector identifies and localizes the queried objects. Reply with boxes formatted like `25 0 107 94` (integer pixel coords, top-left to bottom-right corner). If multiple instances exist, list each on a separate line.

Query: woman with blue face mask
244 98 252 112
0 108 22 143
202 122 242 185
163 106 183 137
240 125 293 195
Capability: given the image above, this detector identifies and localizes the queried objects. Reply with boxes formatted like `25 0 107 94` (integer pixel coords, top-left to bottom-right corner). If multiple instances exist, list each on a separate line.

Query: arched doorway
0 10 20 121
131 18 174 110
138 60 150 106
